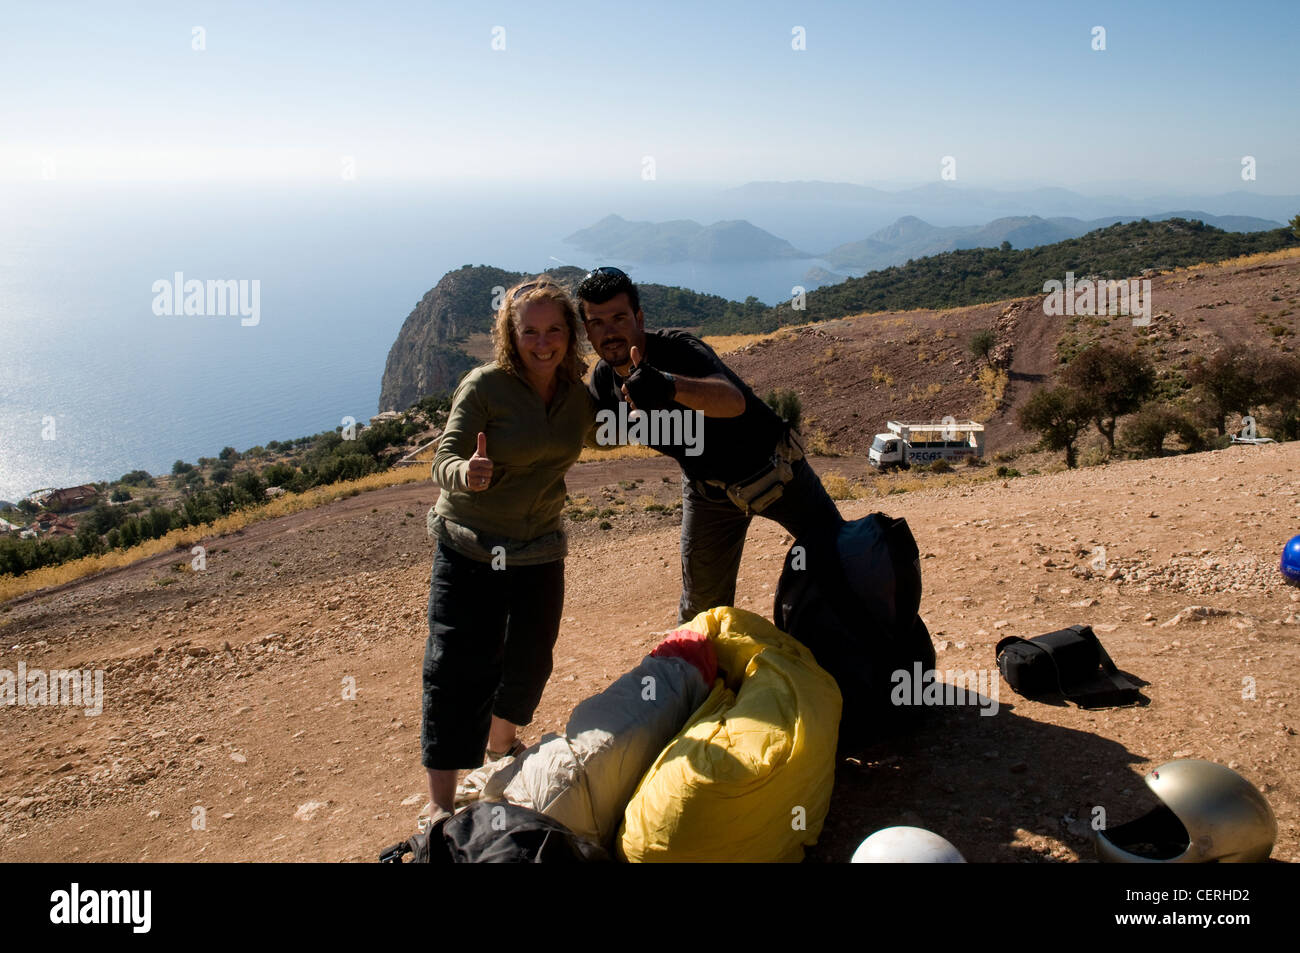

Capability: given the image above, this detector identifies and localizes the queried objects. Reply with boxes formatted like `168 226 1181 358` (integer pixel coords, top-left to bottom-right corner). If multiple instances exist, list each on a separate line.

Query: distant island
822 212 1284 273
564 213 812 264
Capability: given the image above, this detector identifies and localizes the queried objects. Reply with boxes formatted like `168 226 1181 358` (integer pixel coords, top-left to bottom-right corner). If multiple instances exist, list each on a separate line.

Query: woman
420 277 593 825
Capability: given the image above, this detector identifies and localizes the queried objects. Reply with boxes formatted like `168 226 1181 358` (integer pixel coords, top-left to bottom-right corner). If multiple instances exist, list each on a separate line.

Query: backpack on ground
773 512 935 744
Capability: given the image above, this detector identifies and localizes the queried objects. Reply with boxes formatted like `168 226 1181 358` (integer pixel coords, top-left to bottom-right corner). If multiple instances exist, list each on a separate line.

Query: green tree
763 389 803 431
1187 343 1268 435
262 462 297 487
1122 403 1203 457
1256 351 1300 440
172 460 194 475
219 446 239 461
234 470 265 501
969 328 996 365
1061 345 1155 452
1291 213 1300 240
1017 386 1096 468
147 507 174 538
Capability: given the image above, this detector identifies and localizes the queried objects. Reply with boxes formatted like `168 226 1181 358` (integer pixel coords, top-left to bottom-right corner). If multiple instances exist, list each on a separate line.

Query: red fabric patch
651 628 718 686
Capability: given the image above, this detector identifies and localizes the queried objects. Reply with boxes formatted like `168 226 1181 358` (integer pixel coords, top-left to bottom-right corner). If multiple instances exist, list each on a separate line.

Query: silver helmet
1095 759 1276 863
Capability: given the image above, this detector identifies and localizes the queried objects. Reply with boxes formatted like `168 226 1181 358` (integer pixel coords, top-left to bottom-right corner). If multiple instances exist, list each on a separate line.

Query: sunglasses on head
511 280 542 300
583 266 628 281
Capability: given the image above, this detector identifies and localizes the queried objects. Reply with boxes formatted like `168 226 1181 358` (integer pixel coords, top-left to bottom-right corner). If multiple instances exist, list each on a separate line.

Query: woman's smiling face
514 298 569 384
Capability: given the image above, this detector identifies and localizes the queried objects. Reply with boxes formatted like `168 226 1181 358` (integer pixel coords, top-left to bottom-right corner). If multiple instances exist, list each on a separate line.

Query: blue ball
1282 534 1300 585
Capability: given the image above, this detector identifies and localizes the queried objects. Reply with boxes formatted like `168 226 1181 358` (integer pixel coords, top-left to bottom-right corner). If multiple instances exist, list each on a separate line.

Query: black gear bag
774 512 935 743
379 801 611 863
995 624 1144 708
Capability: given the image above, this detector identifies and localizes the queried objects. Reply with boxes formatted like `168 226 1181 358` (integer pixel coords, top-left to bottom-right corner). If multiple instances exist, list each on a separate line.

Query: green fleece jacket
430 363 594 555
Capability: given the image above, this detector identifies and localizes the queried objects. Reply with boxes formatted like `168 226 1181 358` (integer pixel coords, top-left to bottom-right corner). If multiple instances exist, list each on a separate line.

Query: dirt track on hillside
2 440 1296 863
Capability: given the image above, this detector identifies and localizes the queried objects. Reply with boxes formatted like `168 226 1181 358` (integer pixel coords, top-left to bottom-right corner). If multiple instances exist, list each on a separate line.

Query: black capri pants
420 541 564 770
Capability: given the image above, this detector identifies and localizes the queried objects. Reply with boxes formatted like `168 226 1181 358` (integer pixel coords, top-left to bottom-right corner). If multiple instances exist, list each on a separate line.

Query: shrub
1016 386 1096 468
1061 345 1155 451
763 389 803 431
261 462 297 487
1121 403 1202 457
969 328 996 364
821 471 868 500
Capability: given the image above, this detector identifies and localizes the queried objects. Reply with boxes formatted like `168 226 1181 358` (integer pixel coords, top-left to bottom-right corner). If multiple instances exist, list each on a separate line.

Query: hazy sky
3 0 1298 192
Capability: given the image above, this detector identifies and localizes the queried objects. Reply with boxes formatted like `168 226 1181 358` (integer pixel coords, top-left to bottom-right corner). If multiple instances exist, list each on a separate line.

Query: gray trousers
678 457 842 623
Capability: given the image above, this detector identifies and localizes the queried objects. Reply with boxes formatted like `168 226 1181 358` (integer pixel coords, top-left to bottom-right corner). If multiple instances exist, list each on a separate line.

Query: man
578 266 843 624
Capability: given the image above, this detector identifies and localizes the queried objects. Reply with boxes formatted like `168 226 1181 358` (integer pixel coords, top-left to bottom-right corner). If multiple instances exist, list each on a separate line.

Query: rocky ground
1 441 1297 863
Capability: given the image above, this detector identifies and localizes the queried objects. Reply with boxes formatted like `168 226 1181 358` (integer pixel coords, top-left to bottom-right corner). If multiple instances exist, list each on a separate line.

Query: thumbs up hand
467 431 493 492
621 346 676 411
620 346 641 409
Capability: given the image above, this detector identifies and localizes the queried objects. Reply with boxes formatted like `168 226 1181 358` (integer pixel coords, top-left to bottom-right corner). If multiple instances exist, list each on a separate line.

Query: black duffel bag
380 801 611 863
774 512 935 743
995 624 1144 708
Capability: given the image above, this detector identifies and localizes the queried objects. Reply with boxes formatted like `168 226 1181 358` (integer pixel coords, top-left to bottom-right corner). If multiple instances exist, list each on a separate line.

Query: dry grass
821 471 871 500
700 330 788 354
975 364 1008 419
803 429 839 456
1186 247 1300 272
577 444 660 463
0 464 433 604
870 468 997 497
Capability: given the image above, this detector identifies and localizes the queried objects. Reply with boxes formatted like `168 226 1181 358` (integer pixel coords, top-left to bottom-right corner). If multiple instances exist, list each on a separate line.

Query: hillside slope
722 250 1300 455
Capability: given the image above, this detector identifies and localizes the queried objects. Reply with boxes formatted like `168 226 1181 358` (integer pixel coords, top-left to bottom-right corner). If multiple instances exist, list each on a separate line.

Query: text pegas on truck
868 420 985 470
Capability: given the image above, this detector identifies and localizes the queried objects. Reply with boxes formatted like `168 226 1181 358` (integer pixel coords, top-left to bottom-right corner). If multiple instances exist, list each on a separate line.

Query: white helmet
852 826 966 863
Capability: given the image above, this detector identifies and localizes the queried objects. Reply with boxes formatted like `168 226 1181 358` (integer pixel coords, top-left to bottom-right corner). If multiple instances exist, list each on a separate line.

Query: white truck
868 420 985 470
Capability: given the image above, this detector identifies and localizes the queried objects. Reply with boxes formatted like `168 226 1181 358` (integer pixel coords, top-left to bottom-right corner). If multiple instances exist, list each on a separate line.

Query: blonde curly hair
492 277 588 382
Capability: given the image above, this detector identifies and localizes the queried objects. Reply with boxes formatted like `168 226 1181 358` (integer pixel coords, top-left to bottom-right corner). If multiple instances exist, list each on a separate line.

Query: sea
0 180 871 502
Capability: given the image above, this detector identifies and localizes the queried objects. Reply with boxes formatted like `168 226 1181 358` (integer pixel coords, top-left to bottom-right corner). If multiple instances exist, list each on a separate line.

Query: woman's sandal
484 738 526 762
415 803 453 834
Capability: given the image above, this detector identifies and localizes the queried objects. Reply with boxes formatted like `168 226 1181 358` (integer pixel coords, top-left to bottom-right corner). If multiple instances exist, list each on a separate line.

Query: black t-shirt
587 329 787 484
